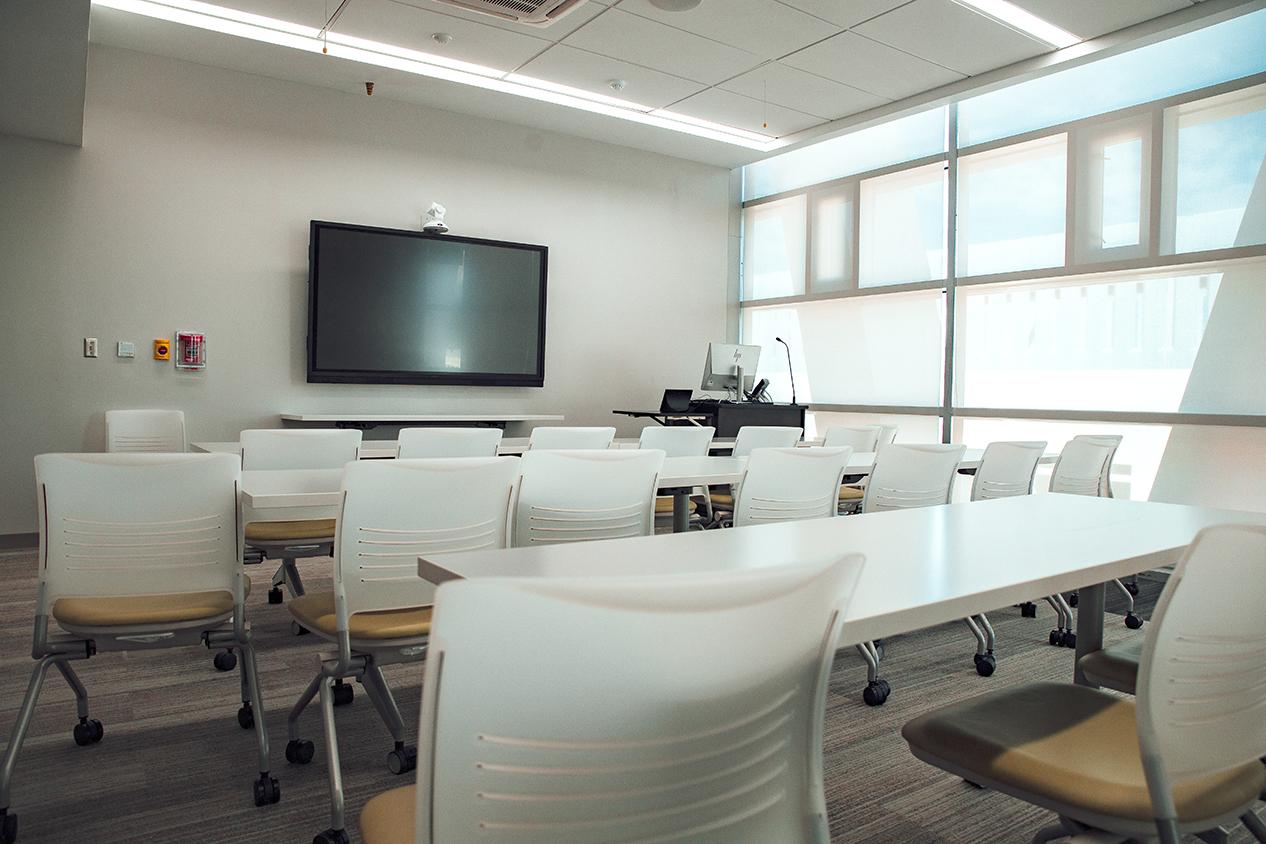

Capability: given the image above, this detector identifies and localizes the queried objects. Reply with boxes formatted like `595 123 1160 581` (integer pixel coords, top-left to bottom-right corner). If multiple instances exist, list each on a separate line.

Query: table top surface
416 495 1266 645
277 413 565 422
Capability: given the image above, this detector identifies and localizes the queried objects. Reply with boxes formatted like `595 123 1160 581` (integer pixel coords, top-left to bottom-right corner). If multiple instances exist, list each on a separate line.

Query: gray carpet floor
0 551 1257 843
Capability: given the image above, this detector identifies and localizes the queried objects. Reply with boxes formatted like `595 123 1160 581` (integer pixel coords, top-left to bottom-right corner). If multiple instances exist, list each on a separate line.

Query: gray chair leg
856 642 890 706
316 677 347 842
239 641 279 806
359 664 417 775
0 656 58 819
1241 809 1266 844
53 661 89 722
965 614 997 676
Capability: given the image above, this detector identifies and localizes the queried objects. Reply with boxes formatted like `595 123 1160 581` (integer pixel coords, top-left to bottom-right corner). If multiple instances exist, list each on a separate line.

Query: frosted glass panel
954 271 1222 412
958 8 1266 147
1163 84 1266 254
956 135 1066 277
858 163 947 287
1074 116 1151 263
742 107 946 201
742 291 945 405
811 188 854 292
741 196 806 301
1101 139 1143 249
808 411 940 443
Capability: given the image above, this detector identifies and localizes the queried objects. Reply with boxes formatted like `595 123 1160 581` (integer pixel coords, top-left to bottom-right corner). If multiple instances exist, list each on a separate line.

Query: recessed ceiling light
431 32 452 46
951 0 1080 49
90 0 783 151
607 78 626 92
649 0 702 10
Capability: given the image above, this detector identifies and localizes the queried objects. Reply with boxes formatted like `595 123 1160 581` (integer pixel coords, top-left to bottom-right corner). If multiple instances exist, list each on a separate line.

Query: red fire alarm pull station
175 331 206 370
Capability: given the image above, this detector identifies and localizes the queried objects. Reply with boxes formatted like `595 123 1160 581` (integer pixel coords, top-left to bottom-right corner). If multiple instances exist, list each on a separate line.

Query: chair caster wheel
973 653 996 677
213 650 237 672
1019 602 1037 618
1124 580 1140 597
873 640 885 661
387 744 418 775
0 810 16 844
1061 631 1077 649
1124 612 1143 630
268 587 284 605
862 679 890 707
1067 592 1078 608
332 681 354 707
237 704 255 730
313 828 349 844
72 718 104 746
285 739 315 765
290 621 309 636
1049 629 1062 646
253 773 281 807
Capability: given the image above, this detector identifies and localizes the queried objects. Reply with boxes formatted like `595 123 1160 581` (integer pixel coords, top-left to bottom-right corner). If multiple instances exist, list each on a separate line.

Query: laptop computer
660 389 693 413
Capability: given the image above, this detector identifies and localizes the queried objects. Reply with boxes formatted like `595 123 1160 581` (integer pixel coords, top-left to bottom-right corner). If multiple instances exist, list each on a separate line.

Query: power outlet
83 337 99 358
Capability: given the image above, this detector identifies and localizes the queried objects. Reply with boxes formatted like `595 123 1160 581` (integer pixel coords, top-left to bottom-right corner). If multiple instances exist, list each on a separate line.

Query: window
1074 117 1150 263
1162 83 1266 254
957 8 1266 147
743 290 945 406
954 270 1223 413
810 187 855 292
808 411 941 443
741 195 806 301
742 107 946 201
957 135 1067 277
858 162 947 287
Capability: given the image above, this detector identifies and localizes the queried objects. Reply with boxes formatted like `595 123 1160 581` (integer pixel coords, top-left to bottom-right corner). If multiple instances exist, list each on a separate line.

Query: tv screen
307 221 547 386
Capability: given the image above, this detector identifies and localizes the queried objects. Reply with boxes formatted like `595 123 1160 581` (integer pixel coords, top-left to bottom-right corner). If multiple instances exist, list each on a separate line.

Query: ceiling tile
516 44 705 108
782 31 964 100
208 0 331 28
391 0 607 41
561 8 762 85
1008 0 1191 40
720 61 887 119
332 0 552 73
774 0 909 29
669 87 824 137
617 0 838 60
853 0 1048 76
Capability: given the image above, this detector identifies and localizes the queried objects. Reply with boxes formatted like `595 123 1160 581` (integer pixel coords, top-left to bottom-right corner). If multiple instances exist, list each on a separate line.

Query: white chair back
861 444 966 513
105 409 187 453
527 426 616 450
1136 524 1266 786
34 453 241 612
734 447 853 528
970 441 1047 501
335 458 518 619
513 450 663 546
637 425 715 457
877 425 899 446
731 425 802 457
1049 434 1121 497
821 425 881 452
396 427 502 459
415 555 866 844
239 429 362 470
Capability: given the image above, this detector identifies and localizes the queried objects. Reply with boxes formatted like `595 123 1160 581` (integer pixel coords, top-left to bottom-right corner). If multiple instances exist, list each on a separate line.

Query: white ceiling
87 0 1215 167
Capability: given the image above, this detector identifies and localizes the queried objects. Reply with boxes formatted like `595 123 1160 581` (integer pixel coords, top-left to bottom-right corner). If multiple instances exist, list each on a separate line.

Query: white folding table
416 495 1266 692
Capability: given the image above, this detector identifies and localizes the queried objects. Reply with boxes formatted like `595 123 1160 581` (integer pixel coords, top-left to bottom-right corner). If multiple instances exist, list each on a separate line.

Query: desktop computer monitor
700 343 760 395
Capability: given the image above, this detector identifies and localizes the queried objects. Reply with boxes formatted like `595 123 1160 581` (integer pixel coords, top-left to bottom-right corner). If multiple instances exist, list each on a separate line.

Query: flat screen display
307 221 547 386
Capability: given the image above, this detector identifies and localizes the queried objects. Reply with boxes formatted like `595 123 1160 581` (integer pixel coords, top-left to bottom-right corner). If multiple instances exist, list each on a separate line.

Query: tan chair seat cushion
288 592 432 640
1077 638 1142 694
710 492 734 509
245 519 336 542
654 496 698 515
902 682 1266 825
838 485 865 501
360 785 416 844
53 589 236 627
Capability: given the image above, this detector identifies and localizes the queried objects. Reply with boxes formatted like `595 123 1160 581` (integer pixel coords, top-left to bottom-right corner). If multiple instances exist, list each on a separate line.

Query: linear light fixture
90 0 785 151
952 0 1080 49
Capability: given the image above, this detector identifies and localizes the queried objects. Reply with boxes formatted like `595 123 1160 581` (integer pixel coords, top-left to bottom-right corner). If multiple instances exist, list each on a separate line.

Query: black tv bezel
306 220 548 387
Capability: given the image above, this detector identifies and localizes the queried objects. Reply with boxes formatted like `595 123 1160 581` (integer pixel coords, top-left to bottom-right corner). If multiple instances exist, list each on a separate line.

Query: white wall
0 45 731 536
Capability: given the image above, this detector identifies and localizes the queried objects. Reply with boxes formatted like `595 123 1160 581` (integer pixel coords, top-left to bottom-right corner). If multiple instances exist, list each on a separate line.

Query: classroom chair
395 427 502 458
512 449 663 546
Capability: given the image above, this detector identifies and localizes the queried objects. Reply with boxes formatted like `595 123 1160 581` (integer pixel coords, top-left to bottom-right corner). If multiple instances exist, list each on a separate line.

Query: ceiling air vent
431 0 588 27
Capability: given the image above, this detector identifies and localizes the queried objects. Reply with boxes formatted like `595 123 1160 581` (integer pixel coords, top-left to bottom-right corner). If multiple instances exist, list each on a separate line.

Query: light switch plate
83 337 99 358
117 341 136 358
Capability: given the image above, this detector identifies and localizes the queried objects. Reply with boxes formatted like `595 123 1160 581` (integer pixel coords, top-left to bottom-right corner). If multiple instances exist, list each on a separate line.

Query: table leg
1074 582 1105 687
673 489 690 534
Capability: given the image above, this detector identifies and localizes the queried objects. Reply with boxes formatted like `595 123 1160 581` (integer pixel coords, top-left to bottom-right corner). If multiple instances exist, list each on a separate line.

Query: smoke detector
430 0 588 27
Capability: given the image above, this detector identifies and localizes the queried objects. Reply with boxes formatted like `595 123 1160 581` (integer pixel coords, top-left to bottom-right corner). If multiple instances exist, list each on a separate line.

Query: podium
613 402 807 439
